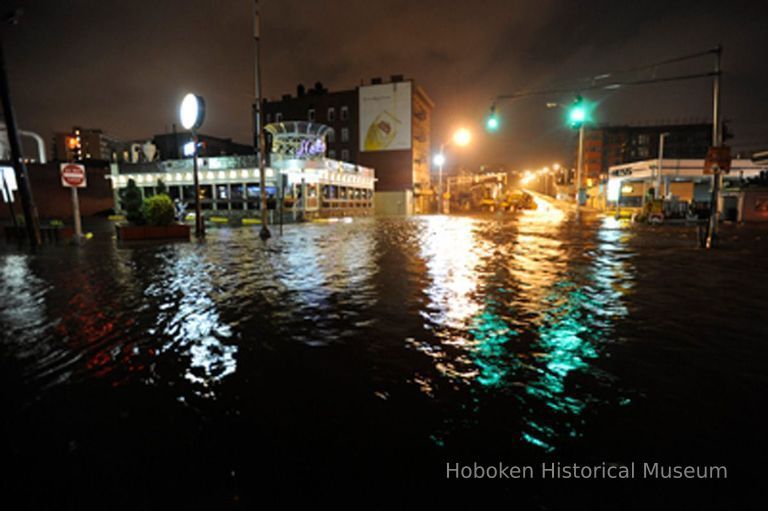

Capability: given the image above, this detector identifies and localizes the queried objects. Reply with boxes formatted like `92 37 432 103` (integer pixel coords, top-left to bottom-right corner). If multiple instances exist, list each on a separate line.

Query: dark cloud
4 0 767 168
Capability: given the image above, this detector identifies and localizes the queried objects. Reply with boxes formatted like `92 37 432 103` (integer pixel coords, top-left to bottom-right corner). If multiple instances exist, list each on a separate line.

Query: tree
123 179 144 225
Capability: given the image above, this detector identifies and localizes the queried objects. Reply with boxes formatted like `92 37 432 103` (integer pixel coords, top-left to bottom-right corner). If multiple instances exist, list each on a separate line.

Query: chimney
390 74 404 82
297 84 306 97
371 77 382 85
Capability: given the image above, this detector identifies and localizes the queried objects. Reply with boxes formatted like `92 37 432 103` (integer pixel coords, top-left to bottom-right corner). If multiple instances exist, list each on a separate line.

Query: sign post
60 163 86 243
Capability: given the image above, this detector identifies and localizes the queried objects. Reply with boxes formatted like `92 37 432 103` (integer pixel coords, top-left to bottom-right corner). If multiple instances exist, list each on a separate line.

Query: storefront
606 158 766 210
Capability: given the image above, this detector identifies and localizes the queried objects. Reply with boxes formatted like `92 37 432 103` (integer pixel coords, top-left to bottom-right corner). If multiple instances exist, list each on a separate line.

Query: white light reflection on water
413 216 495 380
0 255 50 359
269 224 378 346
147 250 237 389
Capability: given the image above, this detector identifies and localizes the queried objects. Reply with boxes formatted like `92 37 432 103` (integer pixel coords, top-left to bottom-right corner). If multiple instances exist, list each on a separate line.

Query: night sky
4 0 767 169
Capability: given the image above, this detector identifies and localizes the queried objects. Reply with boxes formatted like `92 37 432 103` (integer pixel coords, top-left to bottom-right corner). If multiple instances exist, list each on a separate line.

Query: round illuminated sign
180 93 205 130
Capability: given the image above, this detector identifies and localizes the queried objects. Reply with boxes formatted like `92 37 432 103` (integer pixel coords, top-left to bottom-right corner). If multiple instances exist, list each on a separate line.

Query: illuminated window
341 127 349 142
327 107 335 121
341 149 350 161
275 112 283 122
328 149 336 159
340 106 349 121
327 130 335 143
308 109 315 121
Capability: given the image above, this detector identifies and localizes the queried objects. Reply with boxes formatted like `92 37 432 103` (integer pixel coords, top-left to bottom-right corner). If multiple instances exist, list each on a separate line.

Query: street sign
60 163 87 187
704 146 731 175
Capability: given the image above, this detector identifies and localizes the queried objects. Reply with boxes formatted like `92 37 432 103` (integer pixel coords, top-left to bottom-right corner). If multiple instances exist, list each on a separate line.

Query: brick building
578 123 713 185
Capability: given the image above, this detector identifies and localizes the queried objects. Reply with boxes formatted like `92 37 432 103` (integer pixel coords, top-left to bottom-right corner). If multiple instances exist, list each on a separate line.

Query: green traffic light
569 106 586 124
568 95 590 128
486 115 499 132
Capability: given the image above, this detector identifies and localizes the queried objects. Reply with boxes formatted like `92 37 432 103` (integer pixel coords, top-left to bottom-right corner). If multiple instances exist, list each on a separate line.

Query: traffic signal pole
0 30 41 248
575 123 584 211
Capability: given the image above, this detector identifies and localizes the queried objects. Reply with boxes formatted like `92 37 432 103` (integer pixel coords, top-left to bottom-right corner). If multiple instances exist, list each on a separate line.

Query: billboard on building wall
359 82 412 152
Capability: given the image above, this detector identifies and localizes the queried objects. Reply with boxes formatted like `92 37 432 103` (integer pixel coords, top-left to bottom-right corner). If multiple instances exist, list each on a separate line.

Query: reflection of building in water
109 122 375 221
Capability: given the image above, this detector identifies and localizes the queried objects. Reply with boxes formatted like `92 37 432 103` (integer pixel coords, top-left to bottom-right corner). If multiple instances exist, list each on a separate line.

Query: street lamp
434 128 472 214
453 128 472 147
180 92 206 238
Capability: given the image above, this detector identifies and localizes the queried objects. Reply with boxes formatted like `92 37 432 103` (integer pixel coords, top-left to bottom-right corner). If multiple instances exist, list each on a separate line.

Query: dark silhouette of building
152 131 253 160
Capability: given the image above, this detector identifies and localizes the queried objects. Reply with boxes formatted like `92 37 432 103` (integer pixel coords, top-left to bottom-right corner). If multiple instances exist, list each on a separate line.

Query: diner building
109 122 375 220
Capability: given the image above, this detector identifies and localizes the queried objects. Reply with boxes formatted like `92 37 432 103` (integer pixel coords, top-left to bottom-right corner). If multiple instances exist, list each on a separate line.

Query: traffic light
568 96 589 129
568 95 587 128
486 104 500 132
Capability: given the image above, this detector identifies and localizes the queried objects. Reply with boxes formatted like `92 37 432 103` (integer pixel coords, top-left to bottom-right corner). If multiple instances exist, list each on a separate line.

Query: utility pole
657 132 669 198
253 0 270 240
1 11 41 247
192 129 204 237
438 142 445 214
705 45 722 249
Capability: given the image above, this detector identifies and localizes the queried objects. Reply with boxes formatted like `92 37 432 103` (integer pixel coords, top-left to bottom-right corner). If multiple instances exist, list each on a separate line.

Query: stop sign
60 163 87 188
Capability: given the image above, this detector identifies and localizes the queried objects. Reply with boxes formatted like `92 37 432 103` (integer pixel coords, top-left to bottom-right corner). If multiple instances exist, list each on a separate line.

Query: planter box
116 224 190 241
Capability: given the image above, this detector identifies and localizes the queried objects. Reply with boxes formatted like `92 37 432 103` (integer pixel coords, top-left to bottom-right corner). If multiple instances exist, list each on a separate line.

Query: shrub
142 194 175 226
123 179 144 225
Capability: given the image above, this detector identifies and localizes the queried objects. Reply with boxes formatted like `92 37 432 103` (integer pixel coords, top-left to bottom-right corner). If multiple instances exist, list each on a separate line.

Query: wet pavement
1 207 767 508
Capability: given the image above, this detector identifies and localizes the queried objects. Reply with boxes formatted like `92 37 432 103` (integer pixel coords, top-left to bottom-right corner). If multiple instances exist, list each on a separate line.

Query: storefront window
182 185 196 201
246 183 260 199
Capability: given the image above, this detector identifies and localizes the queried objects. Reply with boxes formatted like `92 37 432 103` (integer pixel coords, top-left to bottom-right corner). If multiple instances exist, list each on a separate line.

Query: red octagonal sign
60 163 87 188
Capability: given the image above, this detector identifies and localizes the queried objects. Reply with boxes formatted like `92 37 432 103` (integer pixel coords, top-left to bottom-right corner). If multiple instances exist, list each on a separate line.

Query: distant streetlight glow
453 128 472 147
433 153 446 166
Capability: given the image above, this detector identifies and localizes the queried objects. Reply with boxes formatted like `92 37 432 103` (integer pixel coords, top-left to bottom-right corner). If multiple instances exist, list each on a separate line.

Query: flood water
2 207 767 508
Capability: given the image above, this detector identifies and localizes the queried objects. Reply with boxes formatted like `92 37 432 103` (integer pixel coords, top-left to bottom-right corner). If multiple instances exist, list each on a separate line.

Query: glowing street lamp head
180 93 206 130
453 128 472 147
433 153 446 167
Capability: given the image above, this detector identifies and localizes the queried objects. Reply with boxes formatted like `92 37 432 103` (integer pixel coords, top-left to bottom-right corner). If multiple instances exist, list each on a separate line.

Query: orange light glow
452 128 472 147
